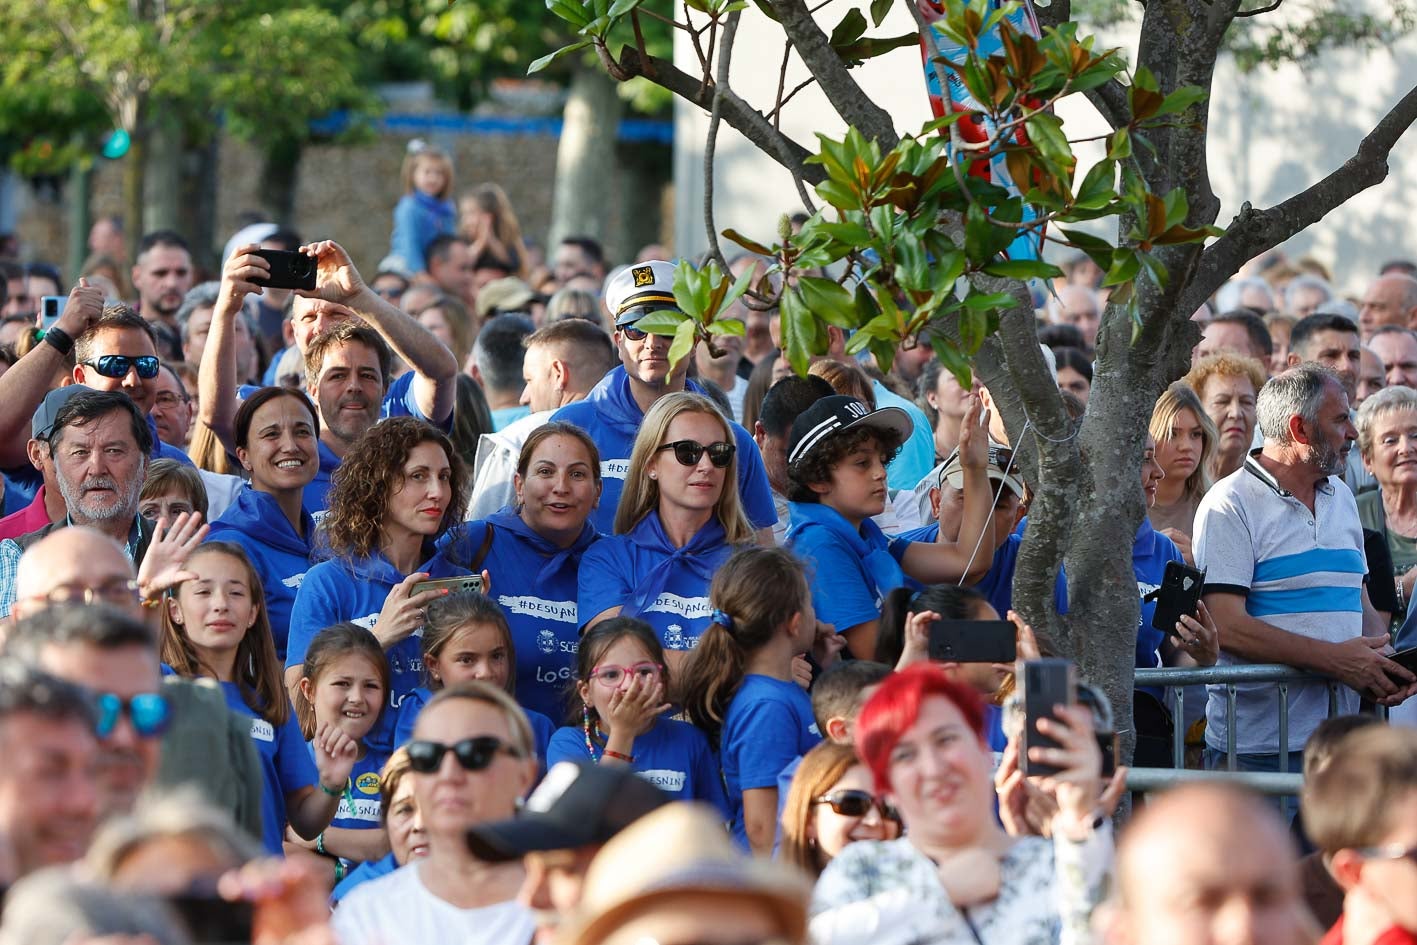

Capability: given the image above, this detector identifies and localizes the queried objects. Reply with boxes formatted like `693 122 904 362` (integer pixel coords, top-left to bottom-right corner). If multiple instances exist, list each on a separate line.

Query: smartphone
39 295 65 331
252 248 317 291
1389 646 1417 675
411 575 484 597
167 894 254 945
1022 658 1076 777
928 619 1017 663
1075 681 1117 778
1151 560 1206 638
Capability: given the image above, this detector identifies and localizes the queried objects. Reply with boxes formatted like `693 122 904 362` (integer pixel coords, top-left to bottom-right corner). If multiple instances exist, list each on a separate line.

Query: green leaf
1133 65 1158 92
722 228 774 256
963 200 1018 263
982 259 1064 279
634 309 689 336
781 288 821 377
527 39 590 74
722 262 757 313
962 291 1016 311
751 0 780 20
931 248 968 291
797 276 858 328
672 259 708 319
1162 188 1189 228
814 178 861 211
666 317 698 372
1137 251 1169 289
814 220 872 245
607 0 644 16
1102 248 1141 287
1106 128 1132 161
931 335 974 389
958 304 988 353
1153 85 1207 118
870 0 894 26
707 318 747 336
1024 112 1073 173
829 8 868 47
1074 159 1116 210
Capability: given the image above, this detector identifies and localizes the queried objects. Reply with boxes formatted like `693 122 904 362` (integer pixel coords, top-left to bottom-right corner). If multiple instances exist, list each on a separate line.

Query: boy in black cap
465 760 669 945
784 393 995 659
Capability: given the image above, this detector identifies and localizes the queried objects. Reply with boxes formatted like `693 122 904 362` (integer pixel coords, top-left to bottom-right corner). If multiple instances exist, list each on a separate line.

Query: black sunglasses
656 439 735 468
83 355 161 380
406 736 522 774
814 789 900 822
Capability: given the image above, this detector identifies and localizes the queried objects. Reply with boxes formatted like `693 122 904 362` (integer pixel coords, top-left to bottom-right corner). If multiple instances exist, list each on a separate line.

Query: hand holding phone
410 575 485 597
928 619 1018 663
1022 658 1075 778
1150 560 1206 637
252 248 317 291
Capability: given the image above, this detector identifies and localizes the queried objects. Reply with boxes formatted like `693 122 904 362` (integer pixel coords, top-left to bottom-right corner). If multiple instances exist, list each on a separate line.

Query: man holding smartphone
1194 363 1417 781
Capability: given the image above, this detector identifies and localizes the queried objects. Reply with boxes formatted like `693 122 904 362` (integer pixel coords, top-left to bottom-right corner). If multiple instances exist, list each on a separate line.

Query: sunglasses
82 355 161 380
620 325 650 341
588 661 662 687
95 692 172 739
656 440 735 468
406 736 522 774
814 789 900 822
1360 843 1417 864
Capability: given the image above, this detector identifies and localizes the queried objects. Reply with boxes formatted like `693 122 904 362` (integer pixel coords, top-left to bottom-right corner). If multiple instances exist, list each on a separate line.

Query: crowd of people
0 140 1411 945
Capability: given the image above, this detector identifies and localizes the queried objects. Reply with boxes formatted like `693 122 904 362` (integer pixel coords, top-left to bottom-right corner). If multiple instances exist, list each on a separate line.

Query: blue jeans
1203 748 1305 821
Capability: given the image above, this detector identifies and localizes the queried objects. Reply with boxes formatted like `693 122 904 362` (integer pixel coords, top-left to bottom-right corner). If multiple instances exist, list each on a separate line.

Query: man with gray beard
0 388 170 618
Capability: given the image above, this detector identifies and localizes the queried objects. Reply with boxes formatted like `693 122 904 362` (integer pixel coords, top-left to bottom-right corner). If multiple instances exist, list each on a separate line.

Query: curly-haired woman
285 417 469 752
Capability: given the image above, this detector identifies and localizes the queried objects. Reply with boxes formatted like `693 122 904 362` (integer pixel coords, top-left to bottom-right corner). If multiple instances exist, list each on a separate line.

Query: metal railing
1125 663 1361 796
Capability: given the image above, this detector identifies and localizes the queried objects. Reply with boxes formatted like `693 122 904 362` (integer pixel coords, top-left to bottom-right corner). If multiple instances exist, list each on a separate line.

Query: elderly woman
809 665 1111 945
1184 353 1267 481
1147 382 1219 560
1355 386 1417 642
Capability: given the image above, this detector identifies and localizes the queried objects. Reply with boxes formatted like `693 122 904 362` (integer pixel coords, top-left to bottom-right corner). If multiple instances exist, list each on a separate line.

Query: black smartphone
1389 646 1417 675
252 248 317 291
1022 658 1076 777
928 619 1017 663
1151 560 1206 637
167 894 254 945
39 295 65 331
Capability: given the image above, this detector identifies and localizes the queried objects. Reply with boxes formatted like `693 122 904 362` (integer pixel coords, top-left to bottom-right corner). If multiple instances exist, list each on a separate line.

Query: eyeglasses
814 789 901 823
587 661 662 687
406 736 523 774
95 692 172 739
620 325 650 341
29 578 141 608
373 285 405 301
656 440 735 468
82 355 161 380
1360 843 1417 864
153 391 190 409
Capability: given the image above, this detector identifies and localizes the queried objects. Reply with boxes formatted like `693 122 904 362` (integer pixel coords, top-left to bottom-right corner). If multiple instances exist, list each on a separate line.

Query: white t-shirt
332 862 535 945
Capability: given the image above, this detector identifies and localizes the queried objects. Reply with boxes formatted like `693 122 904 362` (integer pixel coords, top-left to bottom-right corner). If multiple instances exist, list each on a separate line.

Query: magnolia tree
540 0 1417 757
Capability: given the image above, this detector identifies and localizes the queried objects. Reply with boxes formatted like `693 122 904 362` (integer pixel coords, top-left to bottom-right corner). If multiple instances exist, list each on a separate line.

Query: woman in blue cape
578 392 756 670
207 387 320 662
286 417 468 753
429 421 601 720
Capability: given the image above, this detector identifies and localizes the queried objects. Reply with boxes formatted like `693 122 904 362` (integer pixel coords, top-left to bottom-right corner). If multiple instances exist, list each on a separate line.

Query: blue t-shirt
332 852 398 904
1134 517 1186 671
310 746 390 834
429 513 597 719
220 681 319 856
208 488 315 661
577 512 735 651
394 686 555 765
287 552 432 752
547 717 729 817
788 503 911 632
896 524 1070 619
721 675 821 849
389 192 455 274
551 367 777 535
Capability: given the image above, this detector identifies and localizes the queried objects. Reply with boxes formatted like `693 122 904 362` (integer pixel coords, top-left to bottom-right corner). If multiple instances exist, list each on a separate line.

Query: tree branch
765 0 899 149
1235 0 1283 16
616 45 825 185
1181 78 1417 315
1082 79 1131 131
703 11 740 277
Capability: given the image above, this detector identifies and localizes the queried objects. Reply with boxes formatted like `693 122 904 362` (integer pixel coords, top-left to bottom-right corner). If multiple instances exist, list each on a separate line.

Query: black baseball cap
465 761 669 862
32 384 90 440
786 394 912 467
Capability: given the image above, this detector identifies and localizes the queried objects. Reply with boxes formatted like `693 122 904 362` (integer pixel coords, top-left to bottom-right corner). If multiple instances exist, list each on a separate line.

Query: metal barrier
1126 663 1359 796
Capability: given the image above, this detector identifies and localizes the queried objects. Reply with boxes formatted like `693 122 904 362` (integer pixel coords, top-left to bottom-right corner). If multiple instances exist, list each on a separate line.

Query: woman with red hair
809 664 1113 945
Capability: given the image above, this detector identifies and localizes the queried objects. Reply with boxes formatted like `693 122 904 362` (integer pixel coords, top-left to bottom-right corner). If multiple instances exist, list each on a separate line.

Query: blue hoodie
897 523 1070 619
208 488 315 661
389 191 455 273
578 511 736 652
1134 517 1185 672
287 548 445 752
429 510 598 719
550 367 777 535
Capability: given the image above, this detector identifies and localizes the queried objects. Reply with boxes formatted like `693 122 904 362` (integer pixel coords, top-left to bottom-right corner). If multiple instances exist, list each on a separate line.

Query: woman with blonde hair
459 182 529 278
781 741 900 879
1147 381 1218 551
578 391 753 667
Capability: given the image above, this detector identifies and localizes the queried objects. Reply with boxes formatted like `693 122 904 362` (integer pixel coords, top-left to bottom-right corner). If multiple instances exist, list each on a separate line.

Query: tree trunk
123 116 147 261
67 160 92 281
144 118 182 235
179 129 220 269
261 136 302 226
549 65 623 254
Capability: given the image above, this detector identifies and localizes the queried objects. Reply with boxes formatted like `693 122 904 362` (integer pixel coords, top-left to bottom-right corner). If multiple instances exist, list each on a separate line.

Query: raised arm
0 280 104 468
199 247 269 455
300 240 457 425
900 395 995 585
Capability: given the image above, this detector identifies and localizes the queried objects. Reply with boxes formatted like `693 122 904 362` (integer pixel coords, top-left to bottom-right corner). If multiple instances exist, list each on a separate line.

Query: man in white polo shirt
1195 362 1417 777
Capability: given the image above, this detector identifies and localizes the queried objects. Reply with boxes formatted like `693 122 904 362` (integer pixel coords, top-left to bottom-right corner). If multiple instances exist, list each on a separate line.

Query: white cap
604 260 679 326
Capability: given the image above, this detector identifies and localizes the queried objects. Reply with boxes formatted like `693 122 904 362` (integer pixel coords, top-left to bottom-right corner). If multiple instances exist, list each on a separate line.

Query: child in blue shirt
160 541 355 856
785 395 996 661
388 143 456 274
680 546 822 853
393 592 555 762
292 623 393 881
546 617 727 816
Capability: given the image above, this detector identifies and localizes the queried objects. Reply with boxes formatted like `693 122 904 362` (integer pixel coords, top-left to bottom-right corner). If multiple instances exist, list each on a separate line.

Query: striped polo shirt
1194 452 1364 754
